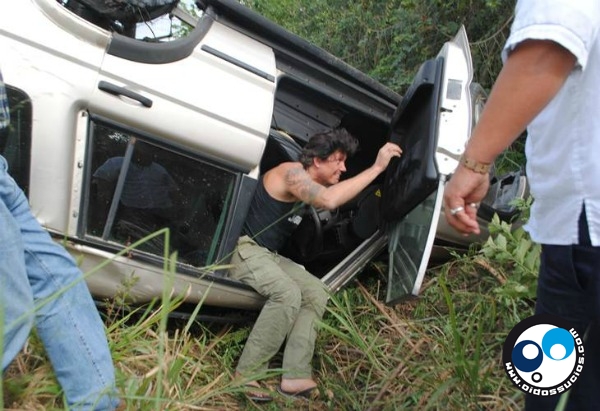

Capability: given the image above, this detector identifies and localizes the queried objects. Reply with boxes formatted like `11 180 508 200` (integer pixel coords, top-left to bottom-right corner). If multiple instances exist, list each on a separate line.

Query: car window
60 0 202 42
386 181 444 305
83 119 236 268
134 1 202 41
2 85 32 195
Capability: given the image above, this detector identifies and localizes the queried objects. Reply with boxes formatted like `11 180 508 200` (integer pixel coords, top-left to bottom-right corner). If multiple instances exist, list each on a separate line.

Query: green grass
2 217 539 410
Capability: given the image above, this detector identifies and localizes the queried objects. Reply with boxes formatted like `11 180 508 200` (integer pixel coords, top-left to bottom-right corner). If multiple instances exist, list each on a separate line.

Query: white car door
88 12 276 172
381 27 474 304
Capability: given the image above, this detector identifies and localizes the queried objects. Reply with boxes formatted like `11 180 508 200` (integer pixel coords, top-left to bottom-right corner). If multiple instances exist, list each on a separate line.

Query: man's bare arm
286 142 402 210
284 166 323 204
284 164 381 209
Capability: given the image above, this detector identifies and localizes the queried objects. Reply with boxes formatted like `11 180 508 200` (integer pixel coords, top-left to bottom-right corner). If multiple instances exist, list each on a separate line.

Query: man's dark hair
299 128 359 169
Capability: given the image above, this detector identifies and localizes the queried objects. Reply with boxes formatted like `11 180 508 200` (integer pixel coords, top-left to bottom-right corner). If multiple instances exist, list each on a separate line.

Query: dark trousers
526 206 600 411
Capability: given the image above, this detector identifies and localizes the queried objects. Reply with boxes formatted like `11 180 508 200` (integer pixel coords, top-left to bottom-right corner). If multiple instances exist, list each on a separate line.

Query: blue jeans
0 156 119 410
526 206 600 411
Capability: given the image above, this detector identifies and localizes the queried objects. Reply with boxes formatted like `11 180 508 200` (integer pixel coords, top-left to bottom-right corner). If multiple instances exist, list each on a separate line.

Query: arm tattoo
285 166 322 204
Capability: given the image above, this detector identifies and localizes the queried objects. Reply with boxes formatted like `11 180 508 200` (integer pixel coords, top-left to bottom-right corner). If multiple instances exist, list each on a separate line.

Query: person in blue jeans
0 70 120 410
443 1 600 410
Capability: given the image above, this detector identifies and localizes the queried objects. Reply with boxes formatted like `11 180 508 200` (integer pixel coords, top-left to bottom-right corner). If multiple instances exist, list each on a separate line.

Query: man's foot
279 378 318 398
277 385 317 400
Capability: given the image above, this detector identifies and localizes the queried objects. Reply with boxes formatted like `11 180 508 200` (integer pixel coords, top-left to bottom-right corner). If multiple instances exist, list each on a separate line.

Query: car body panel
435 26 474 176
0 0 108 232
91 19 276 173
69 241 265 310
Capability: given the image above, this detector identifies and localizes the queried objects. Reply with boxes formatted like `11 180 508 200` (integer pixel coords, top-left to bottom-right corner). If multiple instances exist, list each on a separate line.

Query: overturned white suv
0 0 527 314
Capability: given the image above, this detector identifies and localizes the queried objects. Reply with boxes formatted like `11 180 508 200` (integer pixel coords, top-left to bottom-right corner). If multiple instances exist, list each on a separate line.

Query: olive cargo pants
229 236 329 379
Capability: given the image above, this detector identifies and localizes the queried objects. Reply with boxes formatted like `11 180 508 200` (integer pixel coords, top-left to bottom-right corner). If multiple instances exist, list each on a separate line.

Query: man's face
316 150 347 186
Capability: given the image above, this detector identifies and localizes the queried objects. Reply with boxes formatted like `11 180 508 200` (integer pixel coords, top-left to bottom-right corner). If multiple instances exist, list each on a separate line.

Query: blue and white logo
503 314 585 397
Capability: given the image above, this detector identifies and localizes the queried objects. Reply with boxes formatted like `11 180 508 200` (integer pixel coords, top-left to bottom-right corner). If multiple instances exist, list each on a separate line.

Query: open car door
381 26 474 305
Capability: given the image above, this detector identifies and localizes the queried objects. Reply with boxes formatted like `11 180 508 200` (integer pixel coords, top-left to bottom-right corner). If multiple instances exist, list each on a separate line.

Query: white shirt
502 0 600 246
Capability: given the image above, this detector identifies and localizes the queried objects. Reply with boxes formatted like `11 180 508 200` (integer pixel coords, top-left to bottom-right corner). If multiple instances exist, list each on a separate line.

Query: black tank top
242 177 303 252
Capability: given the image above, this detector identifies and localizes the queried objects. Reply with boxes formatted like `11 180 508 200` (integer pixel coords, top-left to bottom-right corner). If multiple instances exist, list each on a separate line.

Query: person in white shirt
443 1 600 409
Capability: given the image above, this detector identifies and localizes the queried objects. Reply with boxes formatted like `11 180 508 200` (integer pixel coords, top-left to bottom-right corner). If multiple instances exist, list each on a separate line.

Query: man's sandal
276 385 317 400
244 383 273 402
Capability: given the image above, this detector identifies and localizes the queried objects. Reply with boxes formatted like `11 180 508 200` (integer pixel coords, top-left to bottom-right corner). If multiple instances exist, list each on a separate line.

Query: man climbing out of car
230 128 402 401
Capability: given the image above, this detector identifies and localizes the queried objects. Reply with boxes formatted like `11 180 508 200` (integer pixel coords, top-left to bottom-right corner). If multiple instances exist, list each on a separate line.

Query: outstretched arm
286 142 402 210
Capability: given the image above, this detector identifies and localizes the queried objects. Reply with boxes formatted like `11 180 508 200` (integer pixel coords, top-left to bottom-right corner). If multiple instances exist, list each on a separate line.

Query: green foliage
246 0 515 94
5 235 538 410
438 269 494 396
480 201 540 308
309 256 530 410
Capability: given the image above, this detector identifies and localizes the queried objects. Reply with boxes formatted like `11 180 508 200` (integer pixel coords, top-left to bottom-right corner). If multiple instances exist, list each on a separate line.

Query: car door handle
98 81 153 108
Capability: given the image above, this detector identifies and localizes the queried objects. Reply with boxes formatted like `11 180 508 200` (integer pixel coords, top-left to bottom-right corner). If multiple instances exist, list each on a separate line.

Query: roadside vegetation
3 207 539 410
2 1 540 410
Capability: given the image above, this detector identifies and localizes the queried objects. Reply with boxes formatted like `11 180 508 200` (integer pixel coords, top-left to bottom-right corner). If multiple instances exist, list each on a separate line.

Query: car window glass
84 120 235 268
2 86 32 195
386 182 443 304
60 0 202 41
134 1 203 42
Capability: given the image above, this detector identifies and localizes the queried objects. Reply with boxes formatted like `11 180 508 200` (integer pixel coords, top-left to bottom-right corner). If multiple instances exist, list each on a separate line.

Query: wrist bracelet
459 155 491 174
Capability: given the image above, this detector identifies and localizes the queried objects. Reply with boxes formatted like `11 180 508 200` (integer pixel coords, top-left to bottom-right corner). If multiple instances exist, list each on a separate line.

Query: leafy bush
480 199 540 307
247 0 514 93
